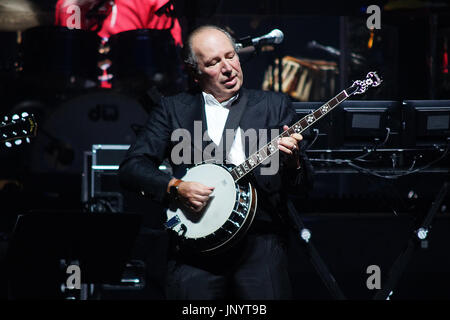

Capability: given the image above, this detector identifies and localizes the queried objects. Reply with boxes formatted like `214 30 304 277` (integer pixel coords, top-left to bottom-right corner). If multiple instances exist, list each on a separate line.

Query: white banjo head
166 163 237 239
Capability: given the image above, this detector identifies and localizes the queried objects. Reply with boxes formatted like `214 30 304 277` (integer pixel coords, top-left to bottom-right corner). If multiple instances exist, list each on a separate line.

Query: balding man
119 25 314 299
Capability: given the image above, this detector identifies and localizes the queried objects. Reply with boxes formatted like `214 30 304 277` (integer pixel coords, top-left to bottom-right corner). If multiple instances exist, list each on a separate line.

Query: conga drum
262 56 338 101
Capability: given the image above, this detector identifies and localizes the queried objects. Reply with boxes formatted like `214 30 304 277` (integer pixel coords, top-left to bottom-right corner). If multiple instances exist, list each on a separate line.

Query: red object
443 52 448 74
55 0 183 46
99 69 112 88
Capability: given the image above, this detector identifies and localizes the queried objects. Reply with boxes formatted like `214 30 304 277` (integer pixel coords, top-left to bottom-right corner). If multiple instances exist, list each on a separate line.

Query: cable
378 127 391 148
408 157 417 171
354 127 391 162
304 129 320 151
310 141 450 180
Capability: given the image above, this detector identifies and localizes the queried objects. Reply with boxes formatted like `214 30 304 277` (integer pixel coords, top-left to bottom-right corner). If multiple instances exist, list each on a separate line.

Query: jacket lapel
173 92 209 163
239 89 266 158
172 89 267 163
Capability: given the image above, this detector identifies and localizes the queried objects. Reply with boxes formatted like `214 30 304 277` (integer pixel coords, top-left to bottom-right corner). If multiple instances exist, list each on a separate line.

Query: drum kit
0 4 183 174
10 26 182 95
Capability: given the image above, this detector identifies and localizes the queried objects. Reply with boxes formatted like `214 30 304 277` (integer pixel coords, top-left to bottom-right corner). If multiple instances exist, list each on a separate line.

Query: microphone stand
277 42 283 93
236 36 284 92
236 36 262 64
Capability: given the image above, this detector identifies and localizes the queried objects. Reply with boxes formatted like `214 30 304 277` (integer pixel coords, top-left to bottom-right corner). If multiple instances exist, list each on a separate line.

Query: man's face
191 28 243 102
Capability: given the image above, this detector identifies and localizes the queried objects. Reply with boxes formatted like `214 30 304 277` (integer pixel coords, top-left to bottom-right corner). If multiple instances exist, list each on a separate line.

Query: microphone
236 29 284 50
307 40 365 65
307 41 340 56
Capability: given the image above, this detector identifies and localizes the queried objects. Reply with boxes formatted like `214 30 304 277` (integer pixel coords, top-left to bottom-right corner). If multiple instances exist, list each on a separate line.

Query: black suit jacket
119 88 314 224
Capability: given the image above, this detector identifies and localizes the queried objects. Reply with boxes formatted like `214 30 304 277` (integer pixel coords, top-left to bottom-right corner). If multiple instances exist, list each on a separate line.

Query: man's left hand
278 125 303 169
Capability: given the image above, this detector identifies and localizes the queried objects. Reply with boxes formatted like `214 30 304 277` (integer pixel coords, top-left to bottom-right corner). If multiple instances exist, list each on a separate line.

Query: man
119 25 314 299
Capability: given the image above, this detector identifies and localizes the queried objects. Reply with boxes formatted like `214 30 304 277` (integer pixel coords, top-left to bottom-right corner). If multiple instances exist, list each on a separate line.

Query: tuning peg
14 139 22 146
26 137 31 143
21 112 29 118
5 142 12 148
12 114 19 120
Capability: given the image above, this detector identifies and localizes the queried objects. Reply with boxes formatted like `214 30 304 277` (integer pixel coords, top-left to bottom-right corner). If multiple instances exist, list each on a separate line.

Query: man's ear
185 64 200 84
193 72 203 85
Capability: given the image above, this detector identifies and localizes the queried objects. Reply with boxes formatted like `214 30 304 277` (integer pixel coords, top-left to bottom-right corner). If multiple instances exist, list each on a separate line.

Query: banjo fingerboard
166 71 381 254
230 90 351 182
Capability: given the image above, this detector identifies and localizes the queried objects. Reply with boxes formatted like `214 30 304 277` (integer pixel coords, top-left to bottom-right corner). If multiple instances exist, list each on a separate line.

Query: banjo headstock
350 71 382 95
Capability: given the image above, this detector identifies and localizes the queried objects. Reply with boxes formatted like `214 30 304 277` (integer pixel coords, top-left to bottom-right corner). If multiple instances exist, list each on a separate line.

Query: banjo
165 71 382 254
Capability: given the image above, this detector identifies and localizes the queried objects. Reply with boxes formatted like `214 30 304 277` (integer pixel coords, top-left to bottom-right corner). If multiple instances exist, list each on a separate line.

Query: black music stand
6 211 141 299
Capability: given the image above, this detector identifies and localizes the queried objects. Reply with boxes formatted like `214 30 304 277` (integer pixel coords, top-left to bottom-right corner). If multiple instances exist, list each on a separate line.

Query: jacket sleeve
118 97 173 203
277 94 315 195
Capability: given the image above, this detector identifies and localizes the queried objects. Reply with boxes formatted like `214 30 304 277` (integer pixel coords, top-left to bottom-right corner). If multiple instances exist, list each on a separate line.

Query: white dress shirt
202 92 246 166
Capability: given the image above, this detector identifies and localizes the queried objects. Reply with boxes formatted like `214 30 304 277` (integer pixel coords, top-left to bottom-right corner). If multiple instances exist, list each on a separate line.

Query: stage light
387 291 394 300
416 227 428 240
300 228 311 243
407 190 418 199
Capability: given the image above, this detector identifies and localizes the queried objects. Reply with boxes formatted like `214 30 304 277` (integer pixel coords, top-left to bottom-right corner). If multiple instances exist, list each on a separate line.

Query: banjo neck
230 82 365 183
166 72 381 254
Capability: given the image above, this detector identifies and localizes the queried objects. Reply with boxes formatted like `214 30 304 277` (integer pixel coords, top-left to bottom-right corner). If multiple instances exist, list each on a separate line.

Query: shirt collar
202 92 239 109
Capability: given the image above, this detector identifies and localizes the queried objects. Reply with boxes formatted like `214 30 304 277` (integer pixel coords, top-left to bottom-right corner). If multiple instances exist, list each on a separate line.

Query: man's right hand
168 178 214 212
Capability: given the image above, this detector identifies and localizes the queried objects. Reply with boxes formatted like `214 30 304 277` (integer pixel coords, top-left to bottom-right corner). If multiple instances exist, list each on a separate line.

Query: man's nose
222 60 232 73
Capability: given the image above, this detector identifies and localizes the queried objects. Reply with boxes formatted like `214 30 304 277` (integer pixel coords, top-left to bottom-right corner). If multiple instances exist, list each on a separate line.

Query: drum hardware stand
373 179 449 300
287 199 347 300
236 35 283 92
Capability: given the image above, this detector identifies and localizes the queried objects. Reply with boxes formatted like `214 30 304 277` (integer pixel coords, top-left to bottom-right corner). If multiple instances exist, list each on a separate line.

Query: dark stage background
0 0 449 300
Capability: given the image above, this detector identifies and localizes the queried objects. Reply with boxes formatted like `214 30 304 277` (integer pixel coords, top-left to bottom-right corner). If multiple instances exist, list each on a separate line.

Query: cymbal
0 0 52 31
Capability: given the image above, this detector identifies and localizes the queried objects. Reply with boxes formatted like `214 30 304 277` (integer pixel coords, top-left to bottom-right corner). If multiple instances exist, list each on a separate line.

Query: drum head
26 90 148 174
175 164 237 238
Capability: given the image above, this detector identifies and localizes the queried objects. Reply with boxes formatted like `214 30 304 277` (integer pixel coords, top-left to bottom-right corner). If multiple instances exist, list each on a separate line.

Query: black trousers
165 233 292 300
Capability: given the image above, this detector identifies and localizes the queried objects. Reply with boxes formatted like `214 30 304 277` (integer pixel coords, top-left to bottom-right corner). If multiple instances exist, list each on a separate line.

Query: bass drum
26 90 148 174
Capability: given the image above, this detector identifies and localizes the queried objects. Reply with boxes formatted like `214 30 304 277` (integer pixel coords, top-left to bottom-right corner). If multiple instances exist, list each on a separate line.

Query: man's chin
224 81 242 93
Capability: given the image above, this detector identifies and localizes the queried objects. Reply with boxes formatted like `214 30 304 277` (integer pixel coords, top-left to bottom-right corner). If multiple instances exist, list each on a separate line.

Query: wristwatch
169 179 183 200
